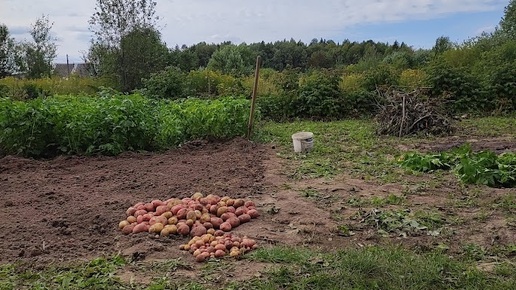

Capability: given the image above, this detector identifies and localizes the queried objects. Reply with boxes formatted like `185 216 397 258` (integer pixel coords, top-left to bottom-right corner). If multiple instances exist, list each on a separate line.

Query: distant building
53 63 91 78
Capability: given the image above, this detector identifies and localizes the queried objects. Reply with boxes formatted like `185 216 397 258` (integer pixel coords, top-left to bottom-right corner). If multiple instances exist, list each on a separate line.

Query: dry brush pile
375 88 455 137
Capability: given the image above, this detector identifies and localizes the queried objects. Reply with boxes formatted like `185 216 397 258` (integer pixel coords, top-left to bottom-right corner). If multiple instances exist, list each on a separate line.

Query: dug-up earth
0 136 515 285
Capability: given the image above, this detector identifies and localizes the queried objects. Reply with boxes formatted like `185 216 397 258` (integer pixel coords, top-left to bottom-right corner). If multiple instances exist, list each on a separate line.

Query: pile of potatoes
119 192 260 261
180 233 257 262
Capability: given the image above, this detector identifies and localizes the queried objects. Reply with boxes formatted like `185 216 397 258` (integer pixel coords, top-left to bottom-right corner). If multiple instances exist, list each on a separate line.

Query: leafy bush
425 61 487 113
0 94 252 157
400 144 516 187
185 69 246 97
142 66 186 99
256 93 296 121
22 83 50 99
294 70 344 119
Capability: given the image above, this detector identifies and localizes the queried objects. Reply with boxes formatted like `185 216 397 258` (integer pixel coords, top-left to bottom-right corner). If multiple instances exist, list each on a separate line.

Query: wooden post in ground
246 56 261 139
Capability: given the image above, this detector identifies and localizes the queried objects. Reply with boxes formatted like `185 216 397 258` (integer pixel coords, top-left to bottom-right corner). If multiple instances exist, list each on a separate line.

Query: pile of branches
375 88 455 137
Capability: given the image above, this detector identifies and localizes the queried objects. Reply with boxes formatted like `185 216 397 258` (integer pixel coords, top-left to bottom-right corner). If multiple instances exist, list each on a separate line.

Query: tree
432 36 454 56
87 0 166 91
500 0 516 39
22 15 57 79
119 26 168 91
0 24 15 77
207 45 253 76
89 0 159 47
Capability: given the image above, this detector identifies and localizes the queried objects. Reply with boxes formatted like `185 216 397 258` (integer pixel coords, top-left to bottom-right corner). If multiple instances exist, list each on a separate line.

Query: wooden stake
246 56 261 139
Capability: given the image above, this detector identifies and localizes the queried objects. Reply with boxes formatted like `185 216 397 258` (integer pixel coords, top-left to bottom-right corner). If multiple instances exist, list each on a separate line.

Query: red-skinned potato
238 214 251 223
142 213 153 222
210 217 223 228
177 224 190 236
155 205 170 216
247 209 260 218
220 222 232 232
151 199 165 207
203 222 213 229
209 205 218 215
196 252 210 262
176 208 187 219
227 217 240 228
150 215 168 226
214 249 225 258
241 238 256 248
122 224 135 234
214 230 225 236
134 209 147 217
244 201 255 208
235 206 247 216
190 225 207 237
214 244 226 251
132 223 149 234
221 212 237 221
171 204 184 215
144 203 154 212
226 206 236 213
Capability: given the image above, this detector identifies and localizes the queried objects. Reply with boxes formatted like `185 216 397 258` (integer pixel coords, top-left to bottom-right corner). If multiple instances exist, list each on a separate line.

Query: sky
0 0 510 63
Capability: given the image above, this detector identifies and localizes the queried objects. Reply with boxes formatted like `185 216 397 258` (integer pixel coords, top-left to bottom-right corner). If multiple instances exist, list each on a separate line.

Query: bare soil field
0 136 515 284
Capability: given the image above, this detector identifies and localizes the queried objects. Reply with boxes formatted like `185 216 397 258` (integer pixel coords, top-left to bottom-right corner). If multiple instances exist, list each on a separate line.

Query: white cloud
0 0 507 62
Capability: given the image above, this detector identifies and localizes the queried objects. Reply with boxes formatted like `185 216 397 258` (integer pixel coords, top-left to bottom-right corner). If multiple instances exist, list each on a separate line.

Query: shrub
425 61 486 113
142 66 186 99
185 69 246 97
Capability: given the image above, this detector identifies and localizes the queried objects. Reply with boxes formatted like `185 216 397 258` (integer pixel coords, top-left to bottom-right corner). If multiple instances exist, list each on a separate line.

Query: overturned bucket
292 132 314 153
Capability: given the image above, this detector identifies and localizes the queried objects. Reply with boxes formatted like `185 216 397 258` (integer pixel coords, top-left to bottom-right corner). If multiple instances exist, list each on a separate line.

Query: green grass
257 117 515 182
257 119 404 181
241 246 516 290
0 256 127 290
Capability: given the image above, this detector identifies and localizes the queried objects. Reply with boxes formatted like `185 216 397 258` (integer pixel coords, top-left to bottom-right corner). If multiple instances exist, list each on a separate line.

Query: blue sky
342 10 504 48
0 0 509 63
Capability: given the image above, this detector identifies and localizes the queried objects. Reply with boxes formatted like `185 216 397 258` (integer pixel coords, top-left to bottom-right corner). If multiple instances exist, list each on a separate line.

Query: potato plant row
119 192 259 261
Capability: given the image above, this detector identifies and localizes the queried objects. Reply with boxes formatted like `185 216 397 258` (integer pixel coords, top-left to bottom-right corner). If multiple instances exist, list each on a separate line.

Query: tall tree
119 26 168 91
432 36 454 56
0 24 14 77
87 0 166 91
23 15 57 79
89 0 159 47
500 0 516 39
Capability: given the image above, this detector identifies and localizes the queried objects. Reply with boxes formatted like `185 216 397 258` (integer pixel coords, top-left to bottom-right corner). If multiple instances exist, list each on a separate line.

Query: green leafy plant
0 94 252 157
400 144 516 187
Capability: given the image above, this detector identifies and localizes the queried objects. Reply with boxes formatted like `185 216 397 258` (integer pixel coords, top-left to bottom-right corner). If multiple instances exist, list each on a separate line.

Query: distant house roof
53 63 91 78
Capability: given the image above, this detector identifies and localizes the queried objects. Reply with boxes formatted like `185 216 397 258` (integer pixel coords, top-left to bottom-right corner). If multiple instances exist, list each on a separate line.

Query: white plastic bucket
292 132 314 153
